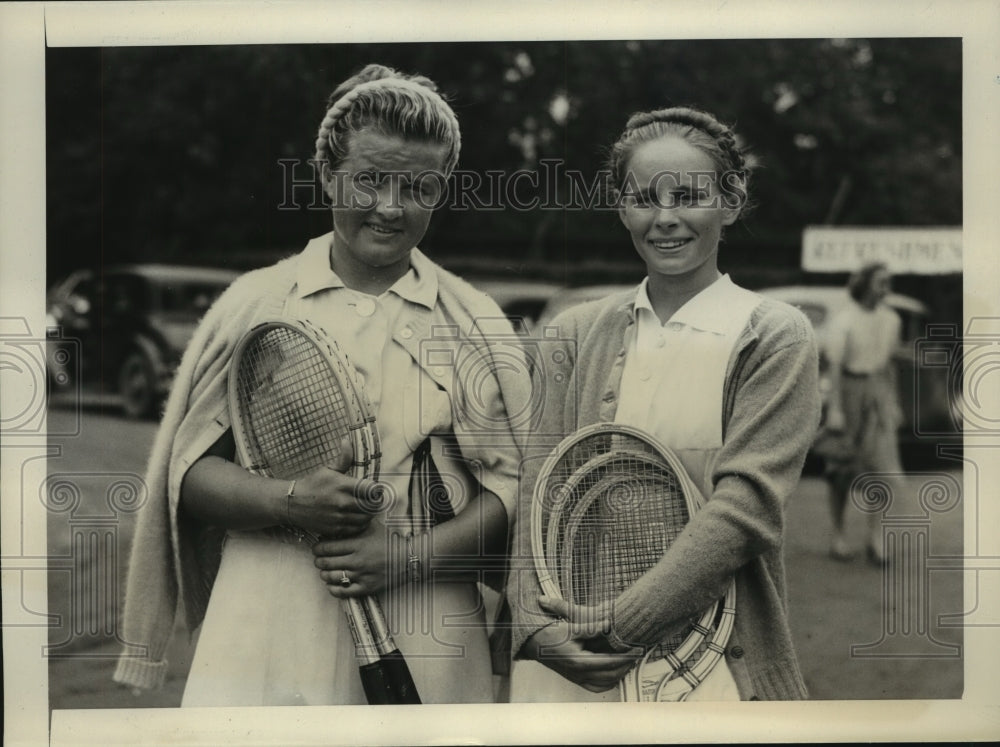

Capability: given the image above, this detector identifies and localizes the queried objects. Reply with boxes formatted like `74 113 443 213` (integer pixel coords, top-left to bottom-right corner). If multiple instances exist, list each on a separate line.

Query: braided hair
607 106 753 214
314 64 461 188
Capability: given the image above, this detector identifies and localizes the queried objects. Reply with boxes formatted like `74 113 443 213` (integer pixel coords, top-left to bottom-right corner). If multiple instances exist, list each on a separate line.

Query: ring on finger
339 571 351 588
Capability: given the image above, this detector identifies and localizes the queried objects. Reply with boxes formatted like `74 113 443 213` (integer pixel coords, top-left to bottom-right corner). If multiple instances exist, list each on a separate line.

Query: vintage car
469 278 565 334
47 264 239 418
756 285 958 447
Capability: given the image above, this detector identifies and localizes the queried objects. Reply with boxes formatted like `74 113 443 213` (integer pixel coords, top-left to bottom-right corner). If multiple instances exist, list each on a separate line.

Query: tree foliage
46 38 961 283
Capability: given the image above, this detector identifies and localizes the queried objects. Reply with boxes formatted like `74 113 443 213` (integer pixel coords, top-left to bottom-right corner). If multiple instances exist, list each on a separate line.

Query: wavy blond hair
313 64 461 186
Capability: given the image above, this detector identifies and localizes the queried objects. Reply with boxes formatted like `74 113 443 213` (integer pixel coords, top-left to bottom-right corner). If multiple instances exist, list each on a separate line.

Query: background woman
823 262 903 564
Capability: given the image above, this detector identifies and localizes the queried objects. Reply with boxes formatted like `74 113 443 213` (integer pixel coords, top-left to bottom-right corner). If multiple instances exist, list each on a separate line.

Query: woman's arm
506 310 581 657
504 308 644 689
609 313 820 648
315 479 639 693
180 429 376 538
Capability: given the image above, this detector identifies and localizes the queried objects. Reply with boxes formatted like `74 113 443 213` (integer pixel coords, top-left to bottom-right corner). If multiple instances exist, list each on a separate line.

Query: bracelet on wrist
405 531 423 584
285 479 296 526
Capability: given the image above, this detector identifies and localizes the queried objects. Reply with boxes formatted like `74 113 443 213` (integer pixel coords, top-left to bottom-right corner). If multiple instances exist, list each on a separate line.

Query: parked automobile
46 264 240 418
534 282 957 460
534 283 635 330
469 278 565 334
756 285 956 446
756 285 929 359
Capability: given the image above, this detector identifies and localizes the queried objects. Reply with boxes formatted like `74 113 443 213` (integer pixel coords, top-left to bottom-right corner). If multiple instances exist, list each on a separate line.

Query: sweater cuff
113 647 169 691
510 618 561 661
747 658 810 701
610 588 661 648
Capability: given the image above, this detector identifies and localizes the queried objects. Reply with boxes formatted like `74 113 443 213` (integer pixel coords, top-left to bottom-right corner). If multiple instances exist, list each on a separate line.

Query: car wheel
119 350 157 419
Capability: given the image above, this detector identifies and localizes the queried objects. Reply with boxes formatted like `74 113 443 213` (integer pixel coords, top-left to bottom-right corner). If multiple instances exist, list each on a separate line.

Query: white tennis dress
182 242 495 705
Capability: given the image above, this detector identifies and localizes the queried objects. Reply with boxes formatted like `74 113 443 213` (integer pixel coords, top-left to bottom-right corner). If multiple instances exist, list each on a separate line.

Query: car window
502 299 551 331
103 275 146 315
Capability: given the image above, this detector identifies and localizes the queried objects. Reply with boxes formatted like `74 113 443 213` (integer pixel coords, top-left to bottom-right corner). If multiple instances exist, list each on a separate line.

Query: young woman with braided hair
113 64 529 705
509 106 821 701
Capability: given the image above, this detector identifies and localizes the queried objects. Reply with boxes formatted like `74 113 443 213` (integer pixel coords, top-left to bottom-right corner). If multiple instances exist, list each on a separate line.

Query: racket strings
541 434 690 635
230 319 421 702
235 325 363 479
531 424 736 702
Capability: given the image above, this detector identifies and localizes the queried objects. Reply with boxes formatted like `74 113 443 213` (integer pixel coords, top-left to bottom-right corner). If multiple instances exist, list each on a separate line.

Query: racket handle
343 598 380 664
380 649 421 704
357 661 397 705
342 597 397 705
362 595 422 704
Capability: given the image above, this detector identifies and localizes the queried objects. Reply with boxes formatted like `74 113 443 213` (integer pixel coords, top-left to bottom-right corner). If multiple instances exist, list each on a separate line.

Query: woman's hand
288 437 385 539
180 432 385 538
521 596 641 692
312 518 400 598
290 467 383 539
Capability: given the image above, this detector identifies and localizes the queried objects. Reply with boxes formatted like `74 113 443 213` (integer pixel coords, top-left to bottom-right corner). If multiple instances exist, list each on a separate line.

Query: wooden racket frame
228 318 418 704
530 422 736 702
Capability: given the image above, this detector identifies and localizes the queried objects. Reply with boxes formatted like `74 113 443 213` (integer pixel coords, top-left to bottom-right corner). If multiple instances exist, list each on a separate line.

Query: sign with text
802 226 962 274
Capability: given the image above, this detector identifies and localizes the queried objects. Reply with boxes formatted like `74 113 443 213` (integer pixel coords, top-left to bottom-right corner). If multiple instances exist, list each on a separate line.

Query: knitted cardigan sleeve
610 301 820 647
112 260 295 690
506 308 580 658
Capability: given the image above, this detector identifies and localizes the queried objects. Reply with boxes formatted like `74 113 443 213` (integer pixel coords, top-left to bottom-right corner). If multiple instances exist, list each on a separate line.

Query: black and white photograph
1 1 998 744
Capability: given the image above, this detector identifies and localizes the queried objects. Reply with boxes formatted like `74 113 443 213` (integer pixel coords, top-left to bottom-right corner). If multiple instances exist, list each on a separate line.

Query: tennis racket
229 318 421 705
531 422 736 702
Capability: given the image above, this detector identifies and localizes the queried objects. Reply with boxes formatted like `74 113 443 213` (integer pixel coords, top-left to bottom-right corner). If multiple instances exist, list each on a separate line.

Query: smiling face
324 128 448 293
618 135 739 293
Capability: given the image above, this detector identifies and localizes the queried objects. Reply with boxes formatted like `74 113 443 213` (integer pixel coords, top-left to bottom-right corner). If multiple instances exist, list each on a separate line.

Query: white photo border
2 1 998 744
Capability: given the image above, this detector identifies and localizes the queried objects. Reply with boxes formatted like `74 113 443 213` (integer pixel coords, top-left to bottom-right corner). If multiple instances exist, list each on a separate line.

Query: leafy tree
46 38 961 293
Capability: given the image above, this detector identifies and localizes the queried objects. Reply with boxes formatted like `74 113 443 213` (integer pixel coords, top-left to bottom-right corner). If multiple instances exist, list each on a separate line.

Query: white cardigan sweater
113 245 530 690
